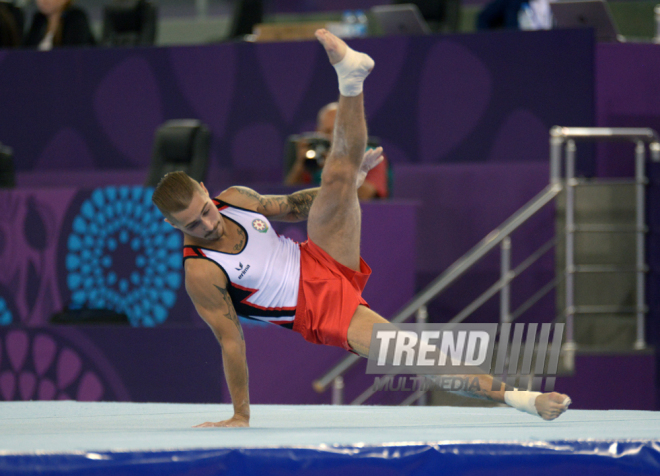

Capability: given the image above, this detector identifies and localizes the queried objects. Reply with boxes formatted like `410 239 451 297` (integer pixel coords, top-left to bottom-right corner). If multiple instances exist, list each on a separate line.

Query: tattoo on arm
233 187 289 218
213 284 244 341
233 228 245 252
286 189 318 221
234 187 269 209
231 185 318 222
451 389 494 402
429 374 503 402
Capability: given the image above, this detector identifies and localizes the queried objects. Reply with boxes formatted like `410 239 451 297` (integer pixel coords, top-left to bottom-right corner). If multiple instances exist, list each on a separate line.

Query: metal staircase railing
312 127 660 406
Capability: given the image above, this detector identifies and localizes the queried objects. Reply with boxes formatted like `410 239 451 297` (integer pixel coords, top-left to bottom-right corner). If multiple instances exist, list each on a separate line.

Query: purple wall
595 43 660 178
555 352 656 410
393 162 555 325
0 29 593 186
594 43 660 409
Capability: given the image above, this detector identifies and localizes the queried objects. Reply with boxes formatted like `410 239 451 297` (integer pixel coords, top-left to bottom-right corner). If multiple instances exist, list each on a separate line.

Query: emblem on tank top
252 218 268 233
235 262 251 279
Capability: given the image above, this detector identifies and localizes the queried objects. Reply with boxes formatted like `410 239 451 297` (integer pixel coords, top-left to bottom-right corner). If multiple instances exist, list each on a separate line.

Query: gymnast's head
152 171 223 241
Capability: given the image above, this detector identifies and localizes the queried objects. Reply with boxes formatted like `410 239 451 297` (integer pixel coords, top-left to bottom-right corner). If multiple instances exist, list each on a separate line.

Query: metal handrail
448 236 557 324
551 126 659 142
550 127 660 184
312 183 562 393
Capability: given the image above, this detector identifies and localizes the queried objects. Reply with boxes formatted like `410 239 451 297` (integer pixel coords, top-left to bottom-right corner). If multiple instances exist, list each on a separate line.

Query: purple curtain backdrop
0 29 593 186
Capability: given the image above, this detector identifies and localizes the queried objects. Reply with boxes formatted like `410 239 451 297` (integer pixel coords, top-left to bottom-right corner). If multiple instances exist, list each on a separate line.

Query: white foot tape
504 390 541 416
333 47 374 97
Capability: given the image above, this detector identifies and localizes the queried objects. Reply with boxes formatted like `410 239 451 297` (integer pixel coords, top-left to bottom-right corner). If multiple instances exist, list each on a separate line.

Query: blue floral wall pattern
65 186 182 326
0 297 12 325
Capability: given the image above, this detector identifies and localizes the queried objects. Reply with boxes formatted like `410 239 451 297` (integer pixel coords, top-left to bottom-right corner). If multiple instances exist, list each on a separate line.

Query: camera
286 132 331 175
302 135 331 166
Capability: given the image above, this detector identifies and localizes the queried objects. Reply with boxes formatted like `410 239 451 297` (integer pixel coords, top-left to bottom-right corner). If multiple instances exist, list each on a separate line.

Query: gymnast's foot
315 28 374 97
535 392 571 421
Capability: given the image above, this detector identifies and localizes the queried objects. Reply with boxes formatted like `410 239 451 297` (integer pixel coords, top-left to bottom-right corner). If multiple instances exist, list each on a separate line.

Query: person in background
476 0 527 29
24 0 95 50
476 0 553 30
285 102 389 201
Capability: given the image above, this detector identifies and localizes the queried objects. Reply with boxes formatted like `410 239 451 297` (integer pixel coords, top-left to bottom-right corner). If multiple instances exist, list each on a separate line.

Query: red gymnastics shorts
292 238 371 352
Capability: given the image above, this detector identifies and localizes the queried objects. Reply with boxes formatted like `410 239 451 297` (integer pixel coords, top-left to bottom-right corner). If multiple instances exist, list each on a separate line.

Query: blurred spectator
285 102 389 201
477 0 553 30
24 0 95 50
517 0 553 30
476 0 527 29
0 1 22 47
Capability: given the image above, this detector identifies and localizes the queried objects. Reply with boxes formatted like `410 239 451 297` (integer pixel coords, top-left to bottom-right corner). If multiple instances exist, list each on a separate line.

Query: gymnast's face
167 183 224 242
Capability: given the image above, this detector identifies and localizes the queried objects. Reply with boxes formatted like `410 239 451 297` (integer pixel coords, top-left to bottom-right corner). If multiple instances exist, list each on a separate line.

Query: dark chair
0 1 22 47
227 0 263 40
145 120 210 187
102 0 156 46
394 0 460 33
0 142 15 188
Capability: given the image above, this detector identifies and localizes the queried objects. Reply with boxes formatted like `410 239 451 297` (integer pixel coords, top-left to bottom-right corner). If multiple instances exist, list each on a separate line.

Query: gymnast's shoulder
184 258 228 293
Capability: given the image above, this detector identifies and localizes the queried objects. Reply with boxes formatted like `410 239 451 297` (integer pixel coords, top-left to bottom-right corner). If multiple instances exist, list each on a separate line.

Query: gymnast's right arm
184 259 249 428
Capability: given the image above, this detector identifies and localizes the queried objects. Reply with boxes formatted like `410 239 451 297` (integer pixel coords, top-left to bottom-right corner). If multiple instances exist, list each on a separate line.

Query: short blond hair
151 171 201 219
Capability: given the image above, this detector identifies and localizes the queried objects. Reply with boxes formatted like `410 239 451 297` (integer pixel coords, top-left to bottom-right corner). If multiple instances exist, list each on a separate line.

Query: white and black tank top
183 199 300 329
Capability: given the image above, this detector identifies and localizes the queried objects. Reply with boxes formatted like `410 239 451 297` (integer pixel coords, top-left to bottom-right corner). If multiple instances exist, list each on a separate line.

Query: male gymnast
152 29 571 427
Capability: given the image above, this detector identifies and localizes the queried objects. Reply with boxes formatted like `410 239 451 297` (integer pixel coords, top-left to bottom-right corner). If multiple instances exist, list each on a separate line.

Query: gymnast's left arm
216 148 383 222
217 186 319 223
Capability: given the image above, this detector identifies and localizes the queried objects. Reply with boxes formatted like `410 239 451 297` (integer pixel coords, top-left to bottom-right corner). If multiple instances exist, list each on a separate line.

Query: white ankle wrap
504 390 541 416
333 47 374 97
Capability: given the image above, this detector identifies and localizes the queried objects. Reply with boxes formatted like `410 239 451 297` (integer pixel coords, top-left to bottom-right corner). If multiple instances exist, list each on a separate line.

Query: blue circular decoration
0 297 12 325
65 186 182 327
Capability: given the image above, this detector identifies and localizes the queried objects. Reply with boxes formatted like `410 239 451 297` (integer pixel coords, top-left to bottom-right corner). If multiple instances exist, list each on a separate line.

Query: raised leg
307 29 374 271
